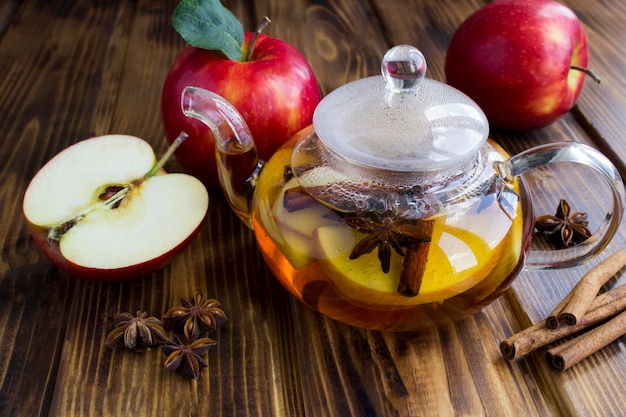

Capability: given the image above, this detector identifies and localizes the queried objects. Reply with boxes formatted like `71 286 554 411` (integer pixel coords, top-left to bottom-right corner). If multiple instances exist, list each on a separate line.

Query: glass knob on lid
382 44 427 91
311 45 490 173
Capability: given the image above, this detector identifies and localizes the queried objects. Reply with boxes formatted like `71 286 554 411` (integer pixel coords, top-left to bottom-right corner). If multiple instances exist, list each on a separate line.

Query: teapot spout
182 86 261 228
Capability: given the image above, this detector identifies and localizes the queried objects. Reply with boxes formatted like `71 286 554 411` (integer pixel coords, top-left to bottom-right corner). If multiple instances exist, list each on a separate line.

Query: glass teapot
181 45 624 331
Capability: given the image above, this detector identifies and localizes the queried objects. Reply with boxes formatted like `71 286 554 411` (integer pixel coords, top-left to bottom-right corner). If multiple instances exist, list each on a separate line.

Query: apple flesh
162 32 321 189
23 134 209 282
444 0 591 131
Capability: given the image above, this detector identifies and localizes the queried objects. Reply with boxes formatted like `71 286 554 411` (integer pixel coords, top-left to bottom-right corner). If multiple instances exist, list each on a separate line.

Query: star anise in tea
535 199 592 248
163 293 228 341
105 310 169 352
162 335 217 379
343 205 432 274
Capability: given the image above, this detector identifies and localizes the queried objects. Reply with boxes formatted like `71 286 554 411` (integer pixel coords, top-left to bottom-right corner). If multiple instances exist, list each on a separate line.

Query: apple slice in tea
23 134 209 281
271 177 345 269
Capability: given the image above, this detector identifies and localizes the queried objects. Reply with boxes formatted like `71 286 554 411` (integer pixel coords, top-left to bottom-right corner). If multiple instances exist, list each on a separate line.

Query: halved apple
23 134 209 282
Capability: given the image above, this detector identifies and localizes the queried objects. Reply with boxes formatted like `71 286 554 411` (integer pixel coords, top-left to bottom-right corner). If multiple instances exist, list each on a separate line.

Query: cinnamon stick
283 186 317 212
545 292 572 329
546 309 626 371
398 220 434 297
500 283 626 360
555 250 626 326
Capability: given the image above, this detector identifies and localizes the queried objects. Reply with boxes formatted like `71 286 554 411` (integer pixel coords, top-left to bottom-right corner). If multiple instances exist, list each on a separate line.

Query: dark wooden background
2 1 626 416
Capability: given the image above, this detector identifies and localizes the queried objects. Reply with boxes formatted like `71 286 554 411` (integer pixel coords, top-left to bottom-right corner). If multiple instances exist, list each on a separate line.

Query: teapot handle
496 141 625 269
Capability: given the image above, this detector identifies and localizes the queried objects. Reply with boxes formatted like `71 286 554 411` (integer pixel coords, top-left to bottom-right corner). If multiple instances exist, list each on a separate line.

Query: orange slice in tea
314 200 519 308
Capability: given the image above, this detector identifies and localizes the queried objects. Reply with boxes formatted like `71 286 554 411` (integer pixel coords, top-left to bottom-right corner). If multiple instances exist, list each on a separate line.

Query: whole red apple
444 0 597 131
162 21 321 189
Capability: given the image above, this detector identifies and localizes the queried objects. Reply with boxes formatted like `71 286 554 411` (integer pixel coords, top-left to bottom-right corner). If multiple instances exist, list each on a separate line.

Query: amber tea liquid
251 140 531 331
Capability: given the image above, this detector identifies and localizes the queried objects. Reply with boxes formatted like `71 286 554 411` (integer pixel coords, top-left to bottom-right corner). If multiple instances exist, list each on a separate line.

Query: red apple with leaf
23 133 209 282
162 0 321 189
444 0 600 131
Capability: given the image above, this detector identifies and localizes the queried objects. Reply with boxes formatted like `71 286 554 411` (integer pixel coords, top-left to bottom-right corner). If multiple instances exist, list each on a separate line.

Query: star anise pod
162 335 216 379
105 310 169 352
535 199 592 248
162 293 228 341
343 205 432 273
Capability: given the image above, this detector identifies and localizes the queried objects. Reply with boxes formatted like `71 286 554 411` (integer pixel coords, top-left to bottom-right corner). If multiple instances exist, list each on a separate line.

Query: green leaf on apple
172 0 244 60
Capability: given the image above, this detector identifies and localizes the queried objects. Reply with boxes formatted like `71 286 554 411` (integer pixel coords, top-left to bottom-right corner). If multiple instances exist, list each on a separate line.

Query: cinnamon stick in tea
546 309 626 371
398 220 434 297
500 283 626 360
555 250 626 327
283 186 316 212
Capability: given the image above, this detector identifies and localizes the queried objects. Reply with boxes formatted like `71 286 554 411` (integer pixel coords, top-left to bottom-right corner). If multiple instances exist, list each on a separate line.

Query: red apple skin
26 219 205 282
444 0 589 131
162 32 321 189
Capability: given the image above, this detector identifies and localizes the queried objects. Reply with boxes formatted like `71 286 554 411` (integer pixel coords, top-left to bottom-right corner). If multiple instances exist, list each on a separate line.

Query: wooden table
2 1 626 416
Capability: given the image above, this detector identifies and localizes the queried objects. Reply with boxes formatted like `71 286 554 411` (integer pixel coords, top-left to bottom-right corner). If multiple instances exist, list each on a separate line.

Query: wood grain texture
252 0 389 94
2 0 626 416
564 0 626 177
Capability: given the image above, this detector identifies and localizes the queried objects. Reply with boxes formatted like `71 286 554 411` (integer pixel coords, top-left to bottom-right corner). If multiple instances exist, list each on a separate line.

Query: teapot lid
313 45 489 171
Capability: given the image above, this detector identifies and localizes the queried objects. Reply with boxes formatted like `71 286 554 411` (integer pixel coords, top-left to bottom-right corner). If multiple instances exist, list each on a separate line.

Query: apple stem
571 65 602 84
146 131 189 178
244 16 271 62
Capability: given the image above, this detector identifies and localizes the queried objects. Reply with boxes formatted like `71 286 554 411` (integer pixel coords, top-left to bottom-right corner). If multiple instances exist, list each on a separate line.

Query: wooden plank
0 0 19 38
563 0 626 178
291 298 558 416
0 268 75 417
0 0 106 415
251 0 389 94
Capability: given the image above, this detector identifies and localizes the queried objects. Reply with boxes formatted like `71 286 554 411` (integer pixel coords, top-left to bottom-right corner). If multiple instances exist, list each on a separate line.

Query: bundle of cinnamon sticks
500 249 626 371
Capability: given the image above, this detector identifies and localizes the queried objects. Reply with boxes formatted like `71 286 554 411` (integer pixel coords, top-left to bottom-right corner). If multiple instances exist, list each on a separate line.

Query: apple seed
99 185 126 208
